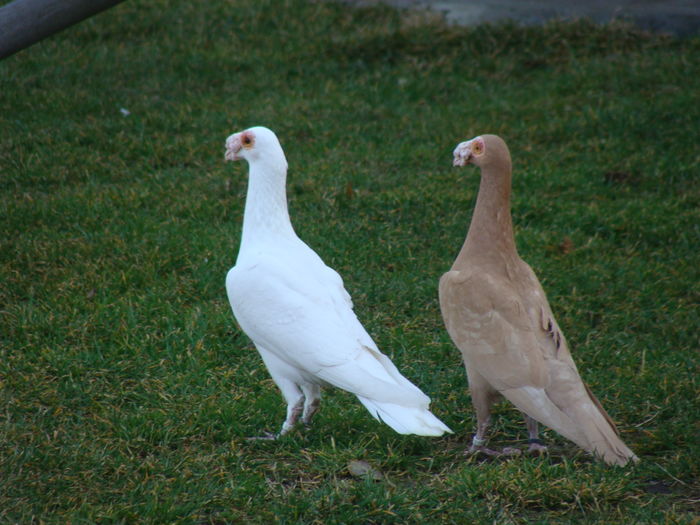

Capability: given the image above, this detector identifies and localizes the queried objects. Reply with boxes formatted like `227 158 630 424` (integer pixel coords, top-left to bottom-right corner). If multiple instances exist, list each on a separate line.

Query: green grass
1 0 699 522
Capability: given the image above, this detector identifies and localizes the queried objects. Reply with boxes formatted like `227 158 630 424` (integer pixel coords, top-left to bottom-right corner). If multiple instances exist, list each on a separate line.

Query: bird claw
245 431 278 441
502 446 523 456
527 442 548 456
467 445 522 458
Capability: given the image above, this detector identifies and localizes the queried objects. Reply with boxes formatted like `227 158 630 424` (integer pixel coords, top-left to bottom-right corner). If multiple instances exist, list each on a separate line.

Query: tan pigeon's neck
455 156 517 267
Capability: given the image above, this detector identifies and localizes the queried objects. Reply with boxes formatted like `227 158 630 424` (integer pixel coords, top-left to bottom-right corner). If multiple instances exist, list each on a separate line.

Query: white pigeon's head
225 126 287 168
453 134 510 170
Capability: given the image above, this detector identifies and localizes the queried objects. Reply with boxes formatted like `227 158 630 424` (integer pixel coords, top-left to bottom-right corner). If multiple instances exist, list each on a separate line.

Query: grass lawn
1 0 699 522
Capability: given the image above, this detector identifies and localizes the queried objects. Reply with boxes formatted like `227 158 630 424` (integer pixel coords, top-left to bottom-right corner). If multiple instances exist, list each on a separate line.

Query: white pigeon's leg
277 378 305 437
246 377 303 440
524 414 548 455
300 383 321 427
251 346 305 439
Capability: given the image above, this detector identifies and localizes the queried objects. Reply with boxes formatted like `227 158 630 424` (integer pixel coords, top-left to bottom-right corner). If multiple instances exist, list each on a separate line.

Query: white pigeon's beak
225 133 243 162
453 140 473 167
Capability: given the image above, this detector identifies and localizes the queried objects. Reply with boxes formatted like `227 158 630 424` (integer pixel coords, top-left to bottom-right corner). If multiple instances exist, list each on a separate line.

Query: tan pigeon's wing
516 262 579 371
517 263 624 437
439 268 549 392
440 268 595 443
440 267 637 464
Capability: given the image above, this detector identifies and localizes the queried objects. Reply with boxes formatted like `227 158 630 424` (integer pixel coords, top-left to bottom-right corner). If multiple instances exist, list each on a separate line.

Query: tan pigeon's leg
465 368 520 457
469 410 495 455
300 383 321 427
524 414 548 455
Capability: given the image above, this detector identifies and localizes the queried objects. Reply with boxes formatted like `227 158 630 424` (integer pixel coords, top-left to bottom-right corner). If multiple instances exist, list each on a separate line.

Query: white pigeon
224 126 452 438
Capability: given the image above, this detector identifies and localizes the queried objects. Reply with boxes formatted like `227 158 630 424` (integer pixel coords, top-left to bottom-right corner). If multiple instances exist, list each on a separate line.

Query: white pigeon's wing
227 247 427 407
285 239 368 339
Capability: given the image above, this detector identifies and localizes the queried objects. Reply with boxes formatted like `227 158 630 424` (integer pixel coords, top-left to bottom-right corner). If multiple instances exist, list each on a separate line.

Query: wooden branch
0 0 127 60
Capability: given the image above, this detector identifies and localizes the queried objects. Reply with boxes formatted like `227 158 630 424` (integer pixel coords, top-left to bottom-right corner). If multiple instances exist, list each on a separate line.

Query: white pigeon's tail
357 396 453 436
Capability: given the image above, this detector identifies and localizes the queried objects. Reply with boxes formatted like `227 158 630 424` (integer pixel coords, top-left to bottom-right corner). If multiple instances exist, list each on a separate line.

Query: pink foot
467 445 522 458
246 431 278 441
527 439 548 456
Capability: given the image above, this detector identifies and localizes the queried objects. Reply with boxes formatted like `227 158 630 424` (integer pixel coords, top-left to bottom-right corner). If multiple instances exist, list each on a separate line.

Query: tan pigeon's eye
472 139 484 155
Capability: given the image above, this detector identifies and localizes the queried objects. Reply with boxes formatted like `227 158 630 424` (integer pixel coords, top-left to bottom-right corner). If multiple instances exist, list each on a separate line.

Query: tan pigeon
439 134 638 466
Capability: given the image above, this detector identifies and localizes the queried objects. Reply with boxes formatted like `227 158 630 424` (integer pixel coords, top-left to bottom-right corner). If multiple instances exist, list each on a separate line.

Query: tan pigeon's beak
225 133 243 162
453 140 473 167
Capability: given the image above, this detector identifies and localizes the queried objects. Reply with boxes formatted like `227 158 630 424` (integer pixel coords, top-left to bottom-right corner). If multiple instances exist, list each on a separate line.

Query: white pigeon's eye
242 133 254 148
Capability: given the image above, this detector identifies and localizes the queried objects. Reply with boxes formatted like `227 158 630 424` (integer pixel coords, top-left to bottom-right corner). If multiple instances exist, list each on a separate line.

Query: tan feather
440 134 638 466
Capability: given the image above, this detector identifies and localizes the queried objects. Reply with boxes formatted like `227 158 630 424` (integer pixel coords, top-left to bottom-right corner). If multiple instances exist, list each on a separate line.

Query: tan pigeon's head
453 134 510 171
225 126 287 169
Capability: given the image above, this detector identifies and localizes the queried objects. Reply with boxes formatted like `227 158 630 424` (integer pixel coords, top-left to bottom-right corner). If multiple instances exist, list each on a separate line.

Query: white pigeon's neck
239 157 296 249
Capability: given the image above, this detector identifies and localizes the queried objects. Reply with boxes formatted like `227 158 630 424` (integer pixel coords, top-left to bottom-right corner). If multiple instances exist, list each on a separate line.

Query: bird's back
227 235 432 406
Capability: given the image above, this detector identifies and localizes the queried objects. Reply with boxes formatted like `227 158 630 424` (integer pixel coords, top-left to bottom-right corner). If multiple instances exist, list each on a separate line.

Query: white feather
224 126 451 437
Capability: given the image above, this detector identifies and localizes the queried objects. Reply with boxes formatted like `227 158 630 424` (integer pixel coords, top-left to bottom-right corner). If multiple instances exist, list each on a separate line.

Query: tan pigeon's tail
504 384 638 467
575 384 639 466
357 396 453 436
